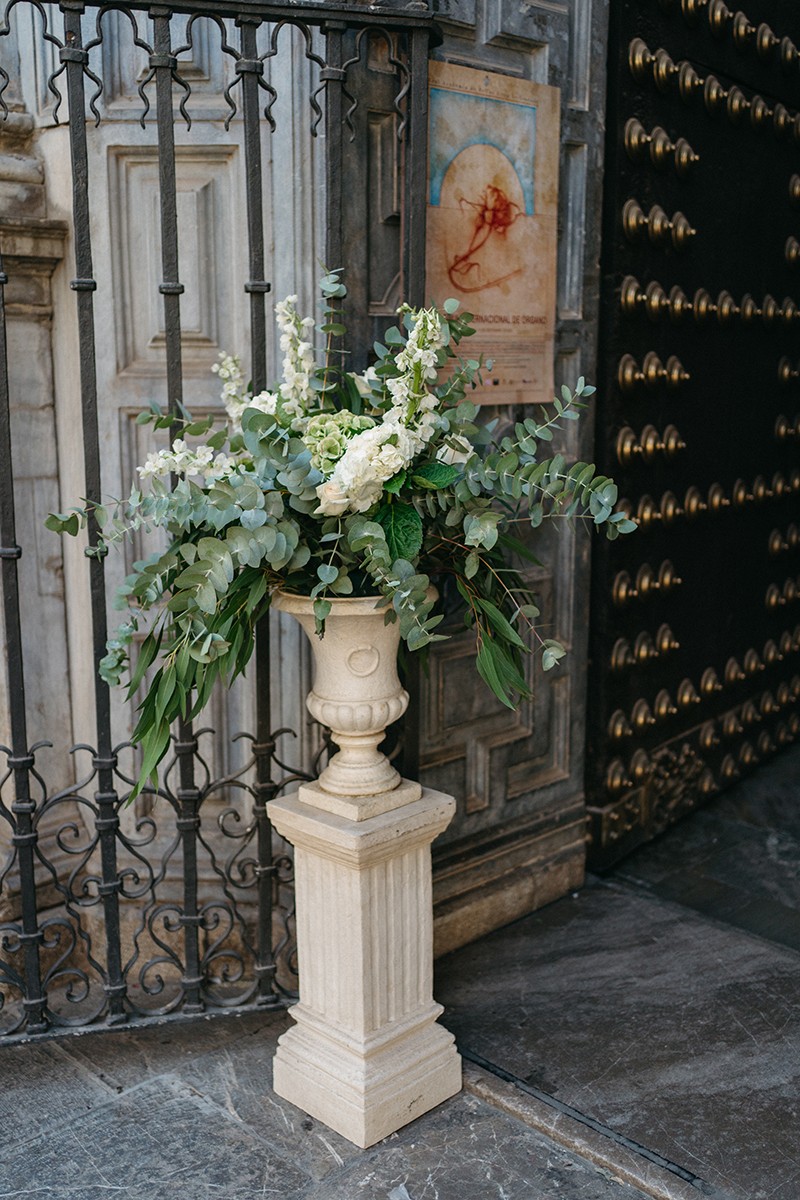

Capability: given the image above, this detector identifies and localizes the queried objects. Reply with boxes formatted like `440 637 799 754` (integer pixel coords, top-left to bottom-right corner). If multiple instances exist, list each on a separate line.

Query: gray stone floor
1 746 798 1199
0 1013 653 1200
437 745 800 1200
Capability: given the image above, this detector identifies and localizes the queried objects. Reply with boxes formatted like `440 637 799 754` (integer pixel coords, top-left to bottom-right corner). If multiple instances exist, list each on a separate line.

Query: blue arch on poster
429 89 537 215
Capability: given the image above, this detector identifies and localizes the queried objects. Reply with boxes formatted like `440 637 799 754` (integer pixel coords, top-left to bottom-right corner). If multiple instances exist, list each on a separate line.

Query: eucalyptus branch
46 275 633 794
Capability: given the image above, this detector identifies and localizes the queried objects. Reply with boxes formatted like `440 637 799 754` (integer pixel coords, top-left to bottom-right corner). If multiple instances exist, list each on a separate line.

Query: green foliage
410 462 460 490
376 502 423 563
46 279 634 798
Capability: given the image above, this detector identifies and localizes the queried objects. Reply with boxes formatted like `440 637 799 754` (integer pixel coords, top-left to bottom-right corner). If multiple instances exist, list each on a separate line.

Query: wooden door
588 0 800 867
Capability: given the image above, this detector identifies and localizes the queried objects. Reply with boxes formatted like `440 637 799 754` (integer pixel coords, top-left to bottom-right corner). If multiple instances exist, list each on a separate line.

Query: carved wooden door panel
380 0 613 951
587 0 800 867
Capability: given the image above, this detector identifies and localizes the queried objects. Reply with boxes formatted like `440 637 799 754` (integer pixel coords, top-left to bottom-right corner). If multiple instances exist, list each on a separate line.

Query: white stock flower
137 440 217 483
138 450 173 481
248 390 279 417
274 295 317 417
351 366 380 397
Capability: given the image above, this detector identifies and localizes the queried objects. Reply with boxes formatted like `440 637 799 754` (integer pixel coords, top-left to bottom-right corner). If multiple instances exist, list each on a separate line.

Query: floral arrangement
48 273 634 792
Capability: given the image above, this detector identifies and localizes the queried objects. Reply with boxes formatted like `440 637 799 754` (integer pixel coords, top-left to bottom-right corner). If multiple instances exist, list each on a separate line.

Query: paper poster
426 63 560 406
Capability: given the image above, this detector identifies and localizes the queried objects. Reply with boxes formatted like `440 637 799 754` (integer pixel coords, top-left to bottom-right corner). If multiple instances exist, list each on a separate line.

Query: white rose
315 479 351 516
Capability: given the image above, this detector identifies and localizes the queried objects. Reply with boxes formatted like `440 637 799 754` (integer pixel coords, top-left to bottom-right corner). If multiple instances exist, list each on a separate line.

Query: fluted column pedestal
267 784 462 1148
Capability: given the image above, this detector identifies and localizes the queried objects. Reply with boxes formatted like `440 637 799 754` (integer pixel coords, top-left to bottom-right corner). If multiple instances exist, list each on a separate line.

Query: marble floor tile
435 881 800 1200
53 1009 286 1095
0 1040 114 1153
300 1090 653 1200
174 1020 364 1183
0 1073 309 1200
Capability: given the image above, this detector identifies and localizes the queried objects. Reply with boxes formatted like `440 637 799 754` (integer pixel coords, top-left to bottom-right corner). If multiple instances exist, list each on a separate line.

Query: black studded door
587 0 800 868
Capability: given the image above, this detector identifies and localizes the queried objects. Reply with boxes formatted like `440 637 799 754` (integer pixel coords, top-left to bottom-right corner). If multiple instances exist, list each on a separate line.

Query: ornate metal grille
0 0 433 1040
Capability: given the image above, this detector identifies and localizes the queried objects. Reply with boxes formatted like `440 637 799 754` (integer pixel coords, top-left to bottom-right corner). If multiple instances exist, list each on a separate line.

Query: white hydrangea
303 410 376 476
315 409 436 515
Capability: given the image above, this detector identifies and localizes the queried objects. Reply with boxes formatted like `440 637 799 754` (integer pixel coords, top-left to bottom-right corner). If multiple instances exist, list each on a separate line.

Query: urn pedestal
267 594 462 1148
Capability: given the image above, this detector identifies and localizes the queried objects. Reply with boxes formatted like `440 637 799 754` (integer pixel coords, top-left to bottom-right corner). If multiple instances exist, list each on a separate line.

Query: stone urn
271 591 422 816
266 591 462 1148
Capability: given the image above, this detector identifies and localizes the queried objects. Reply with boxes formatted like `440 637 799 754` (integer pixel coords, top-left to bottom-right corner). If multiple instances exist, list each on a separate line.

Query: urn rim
271 590 389 616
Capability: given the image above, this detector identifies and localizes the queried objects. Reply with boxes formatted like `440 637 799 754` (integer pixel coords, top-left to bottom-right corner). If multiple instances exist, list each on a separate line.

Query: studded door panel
588 0 800 867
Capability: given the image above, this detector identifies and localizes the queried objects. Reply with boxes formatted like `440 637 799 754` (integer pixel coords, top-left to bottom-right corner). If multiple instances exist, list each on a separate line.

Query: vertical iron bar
150 8 203 1012
237 15 280 1007
238 16 270 392
0 251 47 1034
61 2 127 1024
323 22 345 273
252 721 279 1006
402 27 430 307
174 732 204 1014
397 24 432 778
151 9 185 410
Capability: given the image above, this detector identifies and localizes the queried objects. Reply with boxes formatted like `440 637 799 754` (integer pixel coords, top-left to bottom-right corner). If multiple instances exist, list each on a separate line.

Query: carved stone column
268 791 462 1146
267 594 461 1147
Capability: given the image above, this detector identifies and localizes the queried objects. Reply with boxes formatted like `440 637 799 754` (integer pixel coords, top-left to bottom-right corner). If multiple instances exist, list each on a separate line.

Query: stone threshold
462 1056 735 1200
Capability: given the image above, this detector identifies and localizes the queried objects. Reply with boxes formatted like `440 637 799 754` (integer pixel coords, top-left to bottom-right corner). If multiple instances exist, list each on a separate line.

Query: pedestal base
273 1004 461 1147
267 786 462 1148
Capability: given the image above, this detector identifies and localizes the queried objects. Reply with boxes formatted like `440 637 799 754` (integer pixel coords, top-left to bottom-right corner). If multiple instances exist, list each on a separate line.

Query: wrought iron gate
0 0 433 1040
587 0 800 867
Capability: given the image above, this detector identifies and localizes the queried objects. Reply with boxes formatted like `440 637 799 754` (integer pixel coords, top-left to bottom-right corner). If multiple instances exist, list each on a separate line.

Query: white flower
137 440 217 483
203 453 244 482
138 450 172 481
248 391 278 416
315 479 351 516
213 351 252 433
274 295 318 417
303 410 376 475
387 375 410 404
376 442 406 475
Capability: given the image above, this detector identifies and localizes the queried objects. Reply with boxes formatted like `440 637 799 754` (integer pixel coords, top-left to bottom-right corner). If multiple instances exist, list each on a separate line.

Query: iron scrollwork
0 727 312 1038
0 0 434 1041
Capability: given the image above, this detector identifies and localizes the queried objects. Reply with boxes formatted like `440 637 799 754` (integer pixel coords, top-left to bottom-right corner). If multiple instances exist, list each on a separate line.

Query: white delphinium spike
275 297 318 422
